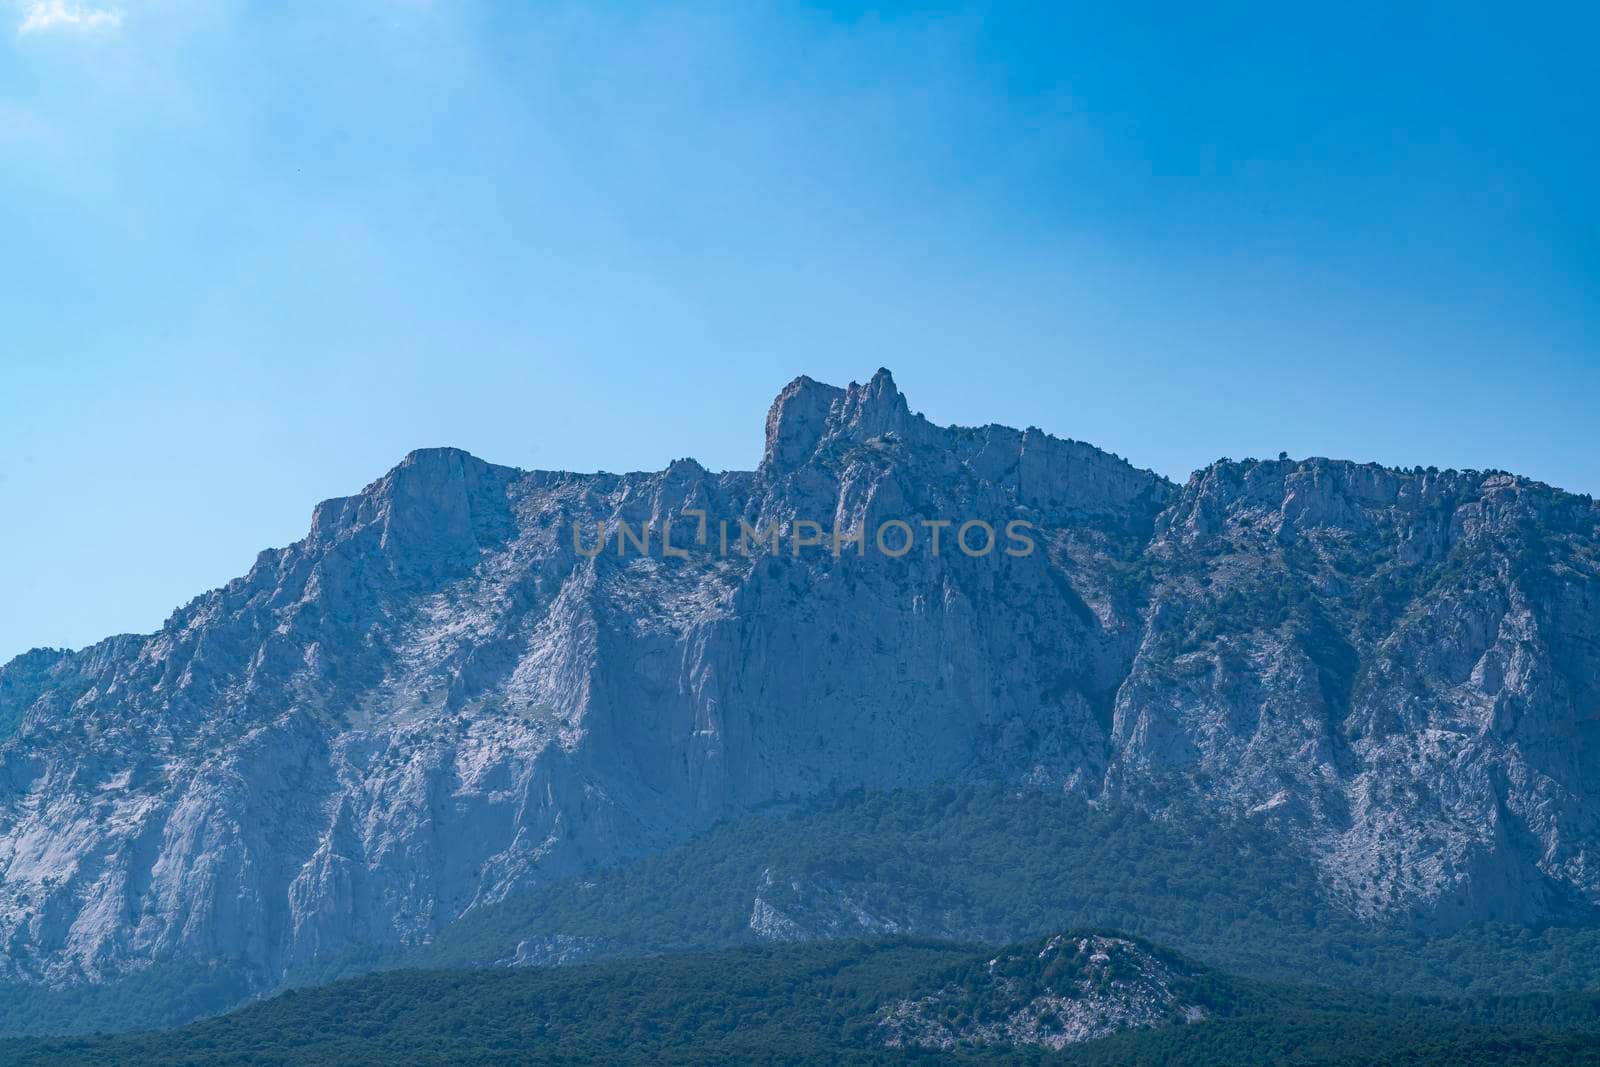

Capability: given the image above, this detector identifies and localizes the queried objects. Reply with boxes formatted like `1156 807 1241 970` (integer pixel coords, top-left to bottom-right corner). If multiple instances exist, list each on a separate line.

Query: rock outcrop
879 934 1207 1051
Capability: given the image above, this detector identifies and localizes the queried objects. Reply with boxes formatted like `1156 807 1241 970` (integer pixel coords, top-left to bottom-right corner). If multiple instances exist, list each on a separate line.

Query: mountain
2 369 1598 1029
8 934 1600 1065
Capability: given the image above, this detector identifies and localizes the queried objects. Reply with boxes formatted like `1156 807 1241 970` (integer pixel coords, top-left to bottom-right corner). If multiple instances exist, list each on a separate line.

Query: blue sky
2 1 1597 662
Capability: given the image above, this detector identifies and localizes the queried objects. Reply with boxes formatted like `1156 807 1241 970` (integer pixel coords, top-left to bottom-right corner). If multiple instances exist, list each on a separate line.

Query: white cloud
18 0 123 33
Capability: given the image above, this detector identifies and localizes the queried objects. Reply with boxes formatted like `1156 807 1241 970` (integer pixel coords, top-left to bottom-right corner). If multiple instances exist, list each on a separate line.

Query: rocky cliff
878 934 1208 1051
2 369 1597 994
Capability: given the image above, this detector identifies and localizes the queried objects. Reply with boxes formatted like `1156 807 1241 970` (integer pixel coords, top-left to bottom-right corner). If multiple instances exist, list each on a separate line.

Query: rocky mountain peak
301 445 521 584
832 367 920 442
760 367 935 475
761 374 844 471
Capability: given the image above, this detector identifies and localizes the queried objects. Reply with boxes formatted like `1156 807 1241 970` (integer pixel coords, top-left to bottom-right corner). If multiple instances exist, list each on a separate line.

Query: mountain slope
399 784 1600 998
14 783 1600 1039
2 368 1598 1022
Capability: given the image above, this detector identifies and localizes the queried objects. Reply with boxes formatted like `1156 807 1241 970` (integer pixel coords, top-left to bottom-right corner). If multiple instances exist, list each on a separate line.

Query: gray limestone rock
1 371 1596 999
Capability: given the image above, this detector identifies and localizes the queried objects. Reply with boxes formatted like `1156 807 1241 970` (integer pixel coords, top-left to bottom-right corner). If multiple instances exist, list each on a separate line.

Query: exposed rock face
1109 460 1600 925
746 865 971 944
878 934 1206 1051
2 369 1598 994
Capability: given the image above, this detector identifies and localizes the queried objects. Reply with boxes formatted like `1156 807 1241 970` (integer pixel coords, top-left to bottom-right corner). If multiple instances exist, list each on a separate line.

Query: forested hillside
8 936 1599 1065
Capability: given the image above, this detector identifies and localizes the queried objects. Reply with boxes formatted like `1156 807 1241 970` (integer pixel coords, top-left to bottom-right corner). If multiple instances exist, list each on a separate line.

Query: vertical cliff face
1111 459 1600 924
0 370 1170 986
1 370 1597 993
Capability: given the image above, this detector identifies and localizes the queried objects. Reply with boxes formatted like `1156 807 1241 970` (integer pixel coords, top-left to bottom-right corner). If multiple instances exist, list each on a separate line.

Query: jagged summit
760 368 952 473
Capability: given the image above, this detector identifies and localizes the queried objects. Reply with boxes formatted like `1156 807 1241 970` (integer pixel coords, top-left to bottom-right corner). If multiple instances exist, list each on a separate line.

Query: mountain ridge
3 369 1598 1023
12 366 1590 672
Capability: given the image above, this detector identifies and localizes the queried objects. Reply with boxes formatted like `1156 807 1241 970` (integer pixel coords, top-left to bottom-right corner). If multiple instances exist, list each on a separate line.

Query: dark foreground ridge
7 933 1600 1066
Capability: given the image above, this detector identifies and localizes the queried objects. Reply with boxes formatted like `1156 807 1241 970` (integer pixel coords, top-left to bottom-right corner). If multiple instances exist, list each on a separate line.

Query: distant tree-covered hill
6 935 1599 1066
